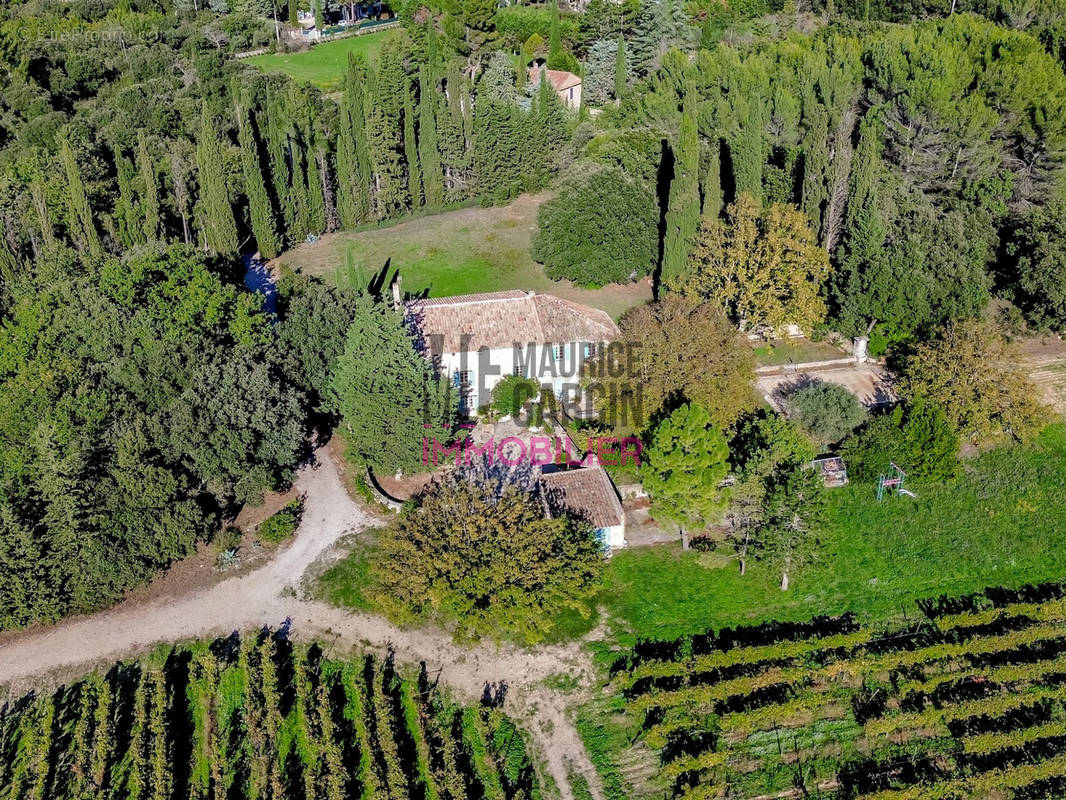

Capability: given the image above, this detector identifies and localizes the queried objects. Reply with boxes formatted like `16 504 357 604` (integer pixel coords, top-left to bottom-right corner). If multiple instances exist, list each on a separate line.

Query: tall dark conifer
237 100 280 258
403 80 423 207
137 132 161 242
194 106 239 254
336 54 373 227
418 67 445 208
662 84 700 284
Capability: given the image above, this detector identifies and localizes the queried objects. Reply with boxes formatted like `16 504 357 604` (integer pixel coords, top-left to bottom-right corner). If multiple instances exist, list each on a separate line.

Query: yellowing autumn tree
676 194 830 334
900 320 1047 444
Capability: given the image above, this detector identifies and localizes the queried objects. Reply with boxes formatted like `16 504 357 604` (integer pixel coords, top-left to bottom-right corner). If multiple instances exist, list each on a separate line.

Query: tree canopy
370 468 604 644
331 298 457 475
0 246 303 628
642 402 731 547
678 193 831 334
533 165 659 285
589 296 757 431
899 319 1047 443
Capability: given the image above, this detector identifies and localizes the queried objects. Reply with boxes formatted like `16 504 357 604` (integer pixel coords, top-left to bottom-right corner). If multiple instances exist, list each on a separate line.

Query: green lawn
245 32 388 90
276 195 653 320
752 337 849 367
602 424 1066 642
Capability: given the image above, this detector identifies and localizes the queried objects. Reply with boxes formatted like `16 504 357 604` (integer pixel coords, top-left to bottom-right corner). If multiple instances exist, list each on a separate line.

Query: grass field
275 194 653 320
603 424 1066 642
752 337 849 367
245 31 388 90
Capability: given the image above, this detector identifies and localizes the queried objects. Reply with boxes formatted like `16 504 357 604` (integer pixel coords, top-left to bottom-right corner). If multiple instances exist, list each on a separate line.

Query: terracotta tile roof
528 66 582 91
405 290 619 354
540 466 624 529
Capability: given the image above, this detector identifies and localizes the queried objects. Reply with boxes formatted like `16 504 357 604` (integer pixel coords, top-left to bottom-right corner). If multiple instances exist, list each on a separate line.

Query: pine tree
417 67 444 207
630 0 693 77
614 36 627 101
584 39 617 106
59 131 102 258
403 80 423 207
194 106 239 254
336 54 373 228
112 143 143 248
237 101 280 258
137 132 161 242
662 86 700 284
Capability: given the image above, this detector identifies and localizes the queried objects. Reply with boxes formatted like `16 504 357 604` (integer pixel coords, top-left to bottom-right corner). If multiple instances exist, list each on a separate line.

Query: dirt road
0 447 606 800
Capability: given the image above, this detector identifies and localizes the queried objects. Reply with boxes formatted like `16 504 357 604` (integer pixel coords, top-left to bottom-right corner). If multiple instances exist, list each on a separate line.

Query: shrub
785 382 866 446
491 375 540 418
841 400 959 482
258 499 304 544
533 165 658 285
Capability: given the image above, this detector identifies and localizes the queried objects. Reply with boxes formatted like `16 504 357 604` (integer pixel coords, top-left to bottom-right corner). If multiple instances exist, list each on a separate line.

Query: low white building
540 466 627 550
404 289 620 416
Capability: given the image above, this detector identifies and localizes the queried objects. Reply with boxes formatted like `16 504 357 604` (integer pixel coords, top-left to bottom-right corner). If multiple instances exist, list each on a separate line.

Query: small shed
811 456 848 488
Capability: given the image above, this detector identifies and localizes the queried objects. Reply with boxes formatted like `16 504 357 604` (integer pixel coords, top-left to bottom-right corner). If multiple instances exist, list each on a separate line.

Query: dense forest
1 0 1065 629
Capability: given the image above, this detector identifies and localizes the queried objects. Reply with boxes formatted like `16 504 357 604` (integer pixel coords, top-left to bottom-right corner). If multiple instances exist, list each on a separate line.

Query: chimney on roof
391 275 402 312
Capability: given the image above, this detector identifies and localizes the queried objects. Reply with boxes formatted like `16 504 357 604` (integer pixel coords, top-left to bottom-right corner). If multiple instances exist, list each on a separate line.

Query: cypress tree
59 131 102 259
403 80 423 207
194 106 239 255
799 108 830 241
365 51 408 217
548 0 564 68
531 73 568 188
305 133 327 235
661 87 700 284
614 36 627 101
314 0 324 30
137 132 161 242
112 144 142 248
263 85 293 241
29 152 57 252
437 64 470 198
702 137 722 221
473 100 525 205
417 67 444 207
832 115 888 332
237 101 280 258
288 0 298 26
336 53 373 227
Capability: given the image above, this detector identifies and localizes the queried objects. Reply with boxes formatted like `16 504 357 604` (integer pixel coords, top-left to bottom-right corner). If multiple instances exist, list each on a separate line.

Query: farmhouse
403 288 620 416
528 63 583 109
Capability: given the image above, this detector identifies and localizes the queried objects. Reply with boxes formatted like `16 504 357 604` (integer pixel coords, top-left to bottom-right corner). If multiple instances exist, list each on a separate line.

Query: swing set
877 462 917 502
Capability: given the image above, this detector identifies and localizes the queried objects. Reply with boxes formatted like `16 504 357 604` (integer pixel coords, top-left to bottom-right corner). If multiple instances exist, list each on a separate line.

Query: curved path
0 448 606 800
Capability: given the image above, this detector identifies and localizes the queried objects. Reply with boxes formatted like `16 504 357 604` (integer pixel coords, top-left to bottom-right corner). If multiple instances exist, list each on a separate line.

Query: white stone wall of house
439 341 604 415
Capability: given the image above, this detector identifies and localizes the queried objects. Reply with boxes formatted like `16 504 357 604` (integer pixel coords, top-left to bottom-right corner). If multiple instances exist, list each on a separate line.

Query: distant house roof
540 467 625 530
405 290 619 354
528 66 582 92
